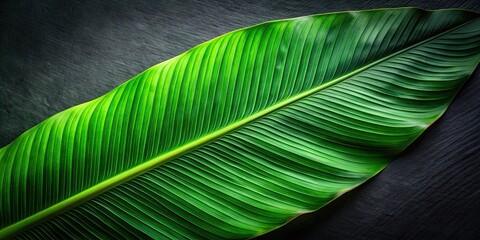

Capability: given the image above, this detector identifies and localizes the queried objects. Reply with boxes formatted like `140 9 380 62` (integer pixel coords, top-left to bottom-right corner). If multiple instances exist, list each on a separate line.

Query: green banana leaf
1 7 480 239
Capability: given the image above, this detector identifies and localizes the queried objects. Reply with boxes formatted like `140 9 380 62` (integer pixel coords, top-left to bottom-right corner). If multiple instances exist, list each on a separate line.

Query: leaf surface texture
1 8 480 239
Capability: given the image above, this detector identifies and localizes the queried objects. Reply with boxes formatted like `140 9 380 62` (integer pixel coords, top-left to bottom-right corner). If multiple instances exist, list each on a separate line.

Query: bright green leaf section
1 8 480 239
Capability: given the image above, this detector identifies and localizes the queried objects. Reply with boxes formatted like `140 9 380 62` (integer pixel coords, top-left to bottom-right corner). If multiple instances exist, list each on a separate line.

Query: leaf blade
1 8 480 239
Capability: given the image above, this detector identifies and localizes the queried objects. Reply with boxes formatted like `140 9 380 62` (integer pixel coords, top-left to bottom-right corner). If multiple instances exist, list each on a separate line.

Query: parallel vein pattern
1 8 480 239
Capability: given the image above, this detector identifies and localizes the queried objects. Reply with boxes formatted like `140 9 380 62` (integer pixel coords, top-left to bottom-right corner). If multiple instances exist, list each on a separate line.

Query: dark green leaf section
1 8 480 239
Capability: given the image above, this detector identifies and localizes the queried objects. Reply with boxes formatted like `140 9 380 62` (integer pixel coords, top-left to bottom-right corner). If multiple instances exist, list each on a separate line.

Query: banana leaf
1 7 480 239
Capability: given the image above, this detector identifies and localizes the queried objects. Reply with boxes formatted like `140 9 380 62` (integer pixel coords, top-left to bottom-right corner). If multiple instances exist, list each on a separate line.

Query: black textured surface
1 0 479 239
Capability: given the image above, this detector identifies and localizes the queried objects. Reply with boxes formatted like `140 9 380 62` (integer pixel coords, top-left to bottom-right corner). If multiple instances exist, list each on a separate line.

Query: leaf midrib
1 15 478 239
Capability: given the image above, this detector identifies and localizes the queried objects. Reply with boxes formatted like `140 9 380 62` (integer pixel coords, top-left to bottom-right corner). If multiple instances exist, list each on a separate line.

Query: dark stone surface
1 0 479 239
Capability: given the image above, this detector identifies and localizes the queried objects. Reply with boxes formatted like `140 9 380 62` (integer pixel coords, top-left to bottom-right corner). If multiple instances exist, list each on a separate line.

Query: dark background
1 0 479 239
